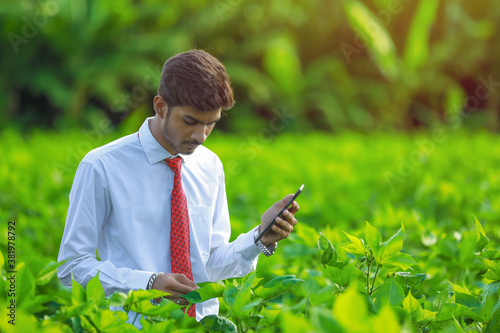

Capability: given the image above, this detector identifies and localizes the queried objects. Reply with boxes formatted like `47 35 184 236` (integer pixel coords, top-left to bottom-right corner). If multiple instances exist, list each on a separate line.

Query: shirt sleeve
57 161 153 295
205 164 262 281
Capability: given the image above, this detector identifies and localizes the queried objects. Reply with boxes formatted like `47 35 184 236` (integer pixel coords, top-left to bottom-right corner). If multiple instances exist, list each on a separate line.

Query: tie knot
165 156 182 174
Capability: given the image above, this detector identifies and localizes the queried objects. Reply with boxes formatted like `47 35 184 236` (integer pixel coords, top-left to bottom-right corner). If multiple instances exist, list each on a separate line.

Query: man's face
159 104 221 155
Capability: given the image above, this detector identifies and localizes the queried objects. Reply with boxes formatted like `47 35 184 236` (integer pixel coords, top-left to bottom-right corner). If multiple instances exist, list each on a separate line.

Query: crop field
0 128 499 332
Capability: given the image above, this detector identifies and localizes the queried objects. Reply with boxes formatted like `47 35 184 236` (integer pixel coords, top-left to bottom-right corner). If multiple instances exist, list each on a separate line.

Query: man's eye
184 120 196 125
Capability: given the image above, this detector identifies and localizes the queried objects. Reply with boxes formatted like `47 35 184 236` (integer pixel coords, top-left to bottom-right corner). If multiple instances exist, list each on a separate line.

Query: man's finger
154 273 199 296
271 224 289 239
289 201 300 214
170 274 199 294
275 216 294 232
282 209 297 226
271 218 291 237
176 274 200 290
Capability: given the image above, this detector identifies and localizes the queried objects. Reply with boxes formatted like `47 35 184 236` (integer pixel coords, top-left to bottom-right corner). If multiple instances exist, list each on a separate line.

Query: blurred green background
1 0 499 266
2 0 500 266
1 1 500 331
1 0 498 133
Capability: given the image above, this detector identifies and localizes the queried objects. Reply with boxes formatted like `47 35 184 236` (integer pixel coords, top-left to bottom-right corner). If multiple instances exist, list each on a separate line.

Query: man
57 50 300 324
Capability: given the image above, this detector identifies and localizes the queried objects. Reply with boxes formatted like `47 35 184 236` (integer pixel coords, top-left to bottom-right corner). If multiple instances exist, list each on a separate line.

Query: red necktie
165 157 196 318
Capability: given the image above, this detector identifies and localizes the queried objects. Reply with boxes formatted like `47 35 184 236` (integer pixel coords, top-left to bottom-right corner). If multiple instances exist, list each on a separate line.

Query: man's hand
151 273 199 306
259 194 300 246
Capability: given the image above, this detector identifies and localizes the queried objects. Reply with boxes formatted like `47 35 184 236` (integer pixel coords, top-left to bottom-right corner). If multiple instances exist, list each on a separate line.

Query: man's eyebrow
183 115 221 124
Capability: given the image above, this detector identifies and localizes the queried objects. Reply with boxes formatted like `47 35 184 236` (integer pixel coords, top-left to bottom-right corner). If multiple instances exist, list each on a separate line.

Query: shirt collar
138 117 184 165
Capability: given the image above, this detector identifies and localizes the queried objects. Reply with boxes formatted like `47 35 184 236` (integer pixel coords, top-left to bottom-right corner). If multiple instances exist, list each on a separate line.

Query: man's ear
153 95 168 118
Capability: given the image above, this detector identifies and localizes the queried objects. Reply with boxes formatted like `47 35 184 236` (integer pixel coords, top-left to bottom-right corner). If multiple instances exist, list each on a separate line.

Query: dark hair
158 49 235 112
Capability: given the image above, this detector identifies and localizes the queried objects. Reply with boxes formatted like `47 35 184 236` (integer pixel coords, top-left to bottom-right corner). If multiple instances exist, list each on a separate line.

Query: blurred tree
0 0 498 132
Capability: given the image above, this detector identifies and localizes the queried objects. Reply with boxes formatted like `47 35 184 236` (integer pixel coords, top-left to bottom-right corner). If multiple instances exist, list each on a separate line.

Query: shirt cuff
126 270 156 291
236 226 262 261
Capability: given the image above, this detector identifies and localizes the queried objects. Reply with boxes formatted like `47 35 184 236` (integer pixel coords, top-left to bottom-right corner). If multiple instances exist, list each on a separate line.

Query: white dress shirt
57 117 262 322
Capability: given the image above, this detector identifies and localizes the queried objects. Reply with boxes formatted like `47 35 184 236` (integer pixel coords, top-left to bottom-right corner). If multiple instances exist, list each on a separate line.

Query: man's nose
191 125 208 143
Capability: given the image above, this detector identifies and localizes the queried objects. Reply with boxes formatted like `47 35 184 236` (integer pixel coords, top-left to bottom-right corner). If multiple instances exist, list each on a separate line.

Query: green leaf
475 216 487 240
403 291 437 323
485 308 500 333
374 277 405 309
475 233 490 255
311 308 344 333
379 224 405 264
318 233 338 266
383 253 417 270
324 266 344 286
454 291 483 322
342 231 368 256
223 282 239 311
201 314 238 332
183 281 225 304
454 292 480 308
15 262 35 310
86 273 105 303
333 287 370 331
237 298 264 319
477 281 500 323
71 275 87 305
372 306 401 333
484 270 500 281
473 215 489 256
343 0 399 79
109 292 128 307
403 291 421 313
35 261 66 286
402 0 440 72
450 283 471 295
262 308 282 325
233 272 256 316
281 312 315 332
364 221 382 262
263 34 303 96
480 250 500 260
129 298 181 317
393 272 427 293
0 250 4 269
318 232 334 252
59 303 93 323
435 302 473 322
307 285 334 307
254 275 303 301
341 262 365 287
342 244 366 257
325 263 363 288
482 259 500 278
123 289 170 310
140 317 175 332
0 251 4 301
91 308 133 331
244 315 264 328
20 294 55 314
